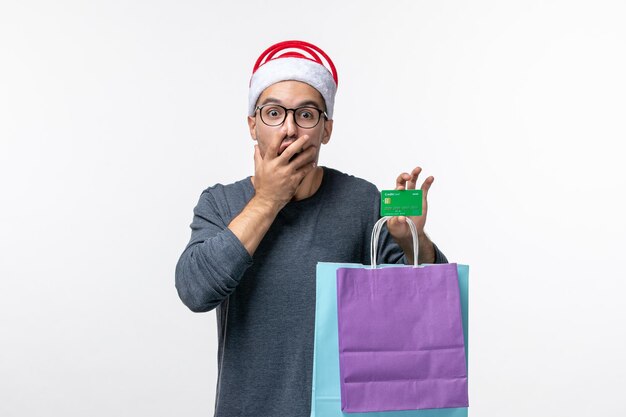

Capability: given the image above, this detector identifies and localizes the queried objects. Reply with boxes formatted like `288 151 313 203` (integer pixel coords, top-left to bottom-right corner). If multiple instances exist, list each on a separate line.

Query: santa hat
248 40 339 119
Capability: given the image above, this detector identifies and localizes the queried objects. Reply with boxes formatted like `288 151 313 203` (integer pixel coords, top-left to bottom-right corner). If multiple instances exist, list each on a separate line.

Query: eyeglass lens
259 105 321 128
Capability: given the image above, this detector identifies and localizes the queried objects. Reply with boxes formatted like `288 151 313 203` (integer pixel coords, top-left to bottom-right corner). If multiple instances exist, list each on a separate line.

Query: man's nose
283 110 298 137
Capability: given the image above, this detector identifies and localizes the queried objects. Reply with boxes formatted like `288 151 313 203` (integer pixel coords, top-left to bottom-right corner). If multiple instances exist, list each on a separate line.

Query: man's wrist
417 234 436 264
252 195 283 216
399 233 436 264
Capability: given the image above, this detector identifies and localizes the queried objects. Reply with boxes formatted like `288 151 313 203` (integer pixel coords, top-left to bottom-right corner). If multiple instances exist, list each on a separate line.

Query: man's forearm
228 195 282 256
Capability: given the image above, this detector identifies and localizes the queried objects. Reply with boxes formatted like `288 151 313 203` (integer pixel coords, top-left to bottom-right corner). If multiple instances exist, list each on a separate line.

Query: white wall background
1 1 625 416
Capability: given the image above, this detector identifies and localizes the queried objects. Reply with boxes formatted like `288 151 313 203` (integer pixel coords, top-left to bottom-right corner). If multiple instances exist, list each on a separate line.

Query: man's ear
321 119 333 144
247 115 257 140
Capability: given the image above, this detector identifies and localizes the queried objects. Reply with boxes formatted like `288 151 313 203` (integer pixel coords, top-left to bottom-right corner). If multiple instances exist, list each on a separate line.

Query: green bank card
380 190 423 216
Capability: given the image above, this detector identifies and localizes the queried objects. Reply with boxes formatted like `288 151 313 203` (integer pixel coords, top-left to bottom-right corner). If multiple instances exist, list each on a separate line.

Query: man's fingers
407 166 422 190
296 157 317 179
395 172 410 190
279 134 310 163
421 176 434 199
290 144 318 171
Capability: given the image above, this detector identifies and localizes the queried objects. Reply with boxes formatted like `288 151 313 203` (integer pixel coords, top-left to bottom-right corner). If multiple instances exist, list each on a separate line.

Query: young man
175 40 448 417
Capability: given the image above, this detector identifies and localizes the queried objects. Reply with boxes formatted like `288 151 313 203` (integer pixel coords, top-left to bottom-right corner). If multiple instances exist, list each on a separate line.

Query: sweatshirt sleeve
175 189 253 313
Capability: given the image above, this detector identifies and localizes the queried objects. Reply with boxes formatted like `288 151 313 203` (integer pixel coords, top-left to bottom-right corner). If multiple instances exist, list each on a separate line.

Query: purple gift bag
336 217 468 413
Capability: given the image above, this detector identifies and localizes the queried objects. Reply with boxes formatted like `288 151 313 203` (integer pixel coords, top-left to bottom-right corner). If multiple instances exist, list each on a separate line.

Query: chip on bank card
380 190 423 216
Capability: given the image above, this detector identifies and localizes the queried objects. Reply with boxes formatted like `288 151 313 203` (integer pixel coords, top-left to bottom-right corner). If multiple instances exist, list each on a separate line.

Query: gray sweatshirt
175 166 448 417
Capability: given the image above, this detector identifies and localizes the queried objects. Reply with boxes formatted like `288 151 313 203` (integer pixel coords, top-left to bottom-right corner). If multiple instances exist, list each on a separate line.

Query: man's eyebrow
297 100 325 109
258 97 324 109
259 97 283 106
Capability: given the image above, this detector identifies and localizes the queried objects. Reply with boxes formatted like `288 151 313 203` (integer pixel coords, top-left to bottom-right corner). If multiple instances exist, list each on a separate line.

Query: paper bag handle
370 216 419 268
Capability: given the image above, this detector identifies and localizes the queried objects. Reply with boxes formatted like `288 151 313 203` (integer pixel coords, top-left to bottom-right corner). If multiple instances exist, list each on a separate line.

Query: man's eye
299 110 313 119
265 108 282 118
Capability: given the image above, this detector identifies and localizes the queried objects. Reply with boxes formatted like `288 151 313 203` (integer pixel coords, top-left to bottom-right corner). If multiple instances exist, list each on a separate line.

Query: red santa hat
248 40 339 119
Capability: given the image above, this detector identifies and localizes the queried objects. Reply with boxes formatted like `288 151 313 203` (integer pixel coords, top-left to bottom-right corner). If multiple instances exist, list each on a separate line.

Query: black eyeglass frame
255 104 329 129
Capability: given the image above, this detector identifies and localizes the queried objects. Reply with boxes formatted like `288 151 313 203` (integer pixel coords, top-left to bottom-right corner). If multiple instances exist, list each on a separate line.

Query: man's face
247 80 333 163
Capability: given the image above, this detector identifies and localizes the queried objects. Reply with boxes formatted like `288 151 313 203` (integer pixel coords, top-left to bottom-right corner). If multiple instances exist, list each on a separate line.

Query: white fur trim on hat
248 57 337 119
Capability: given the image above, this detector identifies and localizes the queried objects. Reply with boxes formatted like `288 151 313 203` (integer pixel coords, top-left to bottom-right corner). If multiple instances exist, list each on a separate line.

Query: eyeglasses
255 104 328 129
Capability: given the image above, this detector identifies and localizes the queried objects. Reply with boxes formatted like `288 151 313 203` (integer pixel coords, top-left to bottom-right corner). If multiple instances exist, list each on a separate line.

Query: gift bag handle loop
370 216 419 269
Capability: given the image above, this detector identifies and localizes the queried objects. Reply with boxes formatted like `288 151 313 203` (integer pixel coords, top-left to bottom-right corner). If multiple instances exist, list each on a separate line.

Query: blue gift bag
310 261 469 417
